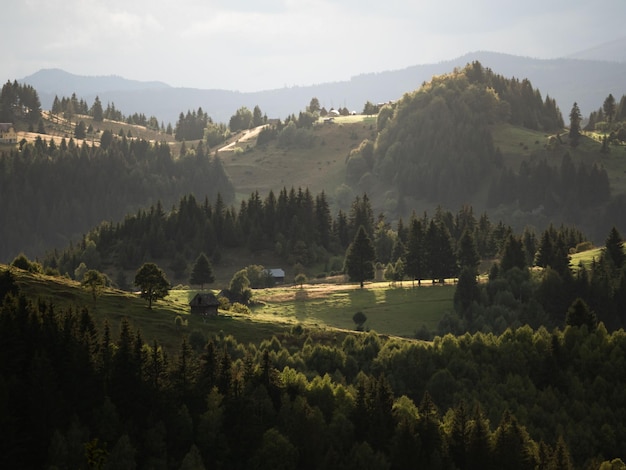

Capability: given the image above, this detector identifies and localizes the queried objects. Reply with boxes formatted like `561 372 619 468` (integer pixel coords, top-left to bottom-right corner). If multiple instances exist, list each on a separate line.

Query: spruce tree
405 218 426 286
604 226 625 271
457 229 480 274
500 234 526 273
425 220 457 284
569 102 582 147
91 96 104 122
344 225 376 288
189 253 215 289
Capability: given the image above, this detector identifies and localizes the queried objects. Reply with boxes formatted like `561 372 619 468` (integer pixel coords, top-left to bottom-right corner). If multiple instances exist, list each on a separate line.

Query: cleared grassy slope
6 264 453 353
219 116 377 204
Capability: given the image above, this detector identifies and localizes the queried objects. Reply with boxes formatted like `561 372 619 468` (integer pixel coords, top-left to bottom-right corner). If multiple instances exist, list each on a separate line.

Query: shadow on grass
294 289 308 321
347 287 377 309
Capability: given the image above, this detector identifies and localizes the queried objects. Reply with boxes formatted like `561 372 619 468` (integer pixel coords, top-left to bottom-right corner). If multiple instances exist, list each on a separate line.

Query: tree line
40 190 515 285
1 279 625 468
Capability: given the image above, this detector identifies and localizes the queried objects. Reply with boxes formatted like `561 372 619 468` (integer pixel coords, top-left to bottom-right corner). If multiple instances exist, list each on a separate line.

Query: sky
3 0 625 92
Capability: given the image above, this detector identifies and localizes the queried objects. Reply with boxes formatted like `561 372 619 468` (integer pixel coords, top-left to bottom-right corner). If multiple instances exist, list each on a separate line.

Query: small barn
266 268 285 284
189 292 219 318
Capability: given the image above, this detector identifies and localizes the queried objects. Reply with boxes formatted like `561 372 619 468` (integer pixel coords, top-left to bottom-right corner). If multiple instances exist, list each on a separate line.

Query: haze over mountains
19 38 626 125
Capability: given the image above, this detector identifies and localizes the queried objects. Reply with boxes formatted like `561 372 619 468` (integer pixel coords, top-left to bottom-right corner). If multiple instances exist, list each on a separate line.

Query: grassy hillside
8 264 287 352
6 264 453 352
492 123 626 193
218 116 377 204
251 281 454 336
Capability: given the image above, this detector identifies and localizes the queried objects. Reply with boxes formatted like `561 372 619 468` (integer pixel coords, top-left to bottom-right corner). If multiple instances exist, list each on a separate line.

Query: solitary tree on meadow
295 273 307 289
82 269 106 303
344 225 376 288
352 311 367 331
134 263 170 309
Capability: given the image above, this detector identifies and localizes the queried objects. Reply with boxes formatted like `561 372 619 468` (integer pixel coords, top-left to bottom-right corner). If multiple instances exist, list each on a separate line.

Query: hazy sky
3 0 625 91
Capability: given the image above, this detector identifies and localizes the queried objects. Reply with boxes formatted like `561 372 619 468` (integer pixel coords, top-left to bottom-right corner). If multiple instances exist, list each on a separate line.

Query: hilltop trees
229 106 254 132
175 107 210 141
366 61 564 206
134 263 170 309
0 80 41 123
252 105 265 127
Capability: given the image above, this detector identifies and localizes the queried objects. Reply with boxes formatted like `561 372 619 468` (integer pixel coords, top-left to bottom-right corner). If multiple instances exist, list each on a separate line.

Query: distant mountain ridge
567 35 626 62
18 48 626 125
23 68 170 95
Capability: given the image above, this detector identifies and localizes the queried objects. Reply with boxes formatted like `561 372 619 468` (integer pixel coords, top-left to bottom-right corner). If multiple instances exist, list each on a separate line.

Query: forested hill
345 62 624 240
349 62 563 205
0 136 234 261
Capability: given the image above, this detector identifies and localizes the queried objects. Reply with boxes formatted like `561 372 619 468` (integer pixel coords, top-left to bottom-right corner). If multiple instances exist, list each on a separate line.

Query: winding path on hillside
217 125 266 153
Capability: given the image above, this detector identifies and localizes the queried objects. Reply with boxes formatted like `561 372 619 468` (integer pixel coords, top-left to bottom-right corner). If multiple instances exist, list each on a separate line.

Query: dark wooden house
189 292 219 318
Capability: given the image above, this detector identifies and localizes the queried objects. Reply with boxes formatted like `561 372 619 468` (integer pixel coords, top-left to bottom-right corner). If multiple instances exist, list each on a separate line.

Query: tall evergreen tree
467 405 491 470
457 229 480 274
535 227 555 268
603 93 616 124
603 226 625 271
566 297 597 330
189 253 215 289
348 194 374 239
500 234 526 273
425 220 457 283
91 96 104 122
344 225 376 288
569 102 582 147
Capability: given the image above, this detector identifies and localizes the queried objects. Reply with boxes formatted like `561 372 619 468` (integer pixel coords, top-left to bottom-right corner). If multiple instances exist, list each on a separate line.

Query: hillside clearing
250 281 454 337
7 265 453 350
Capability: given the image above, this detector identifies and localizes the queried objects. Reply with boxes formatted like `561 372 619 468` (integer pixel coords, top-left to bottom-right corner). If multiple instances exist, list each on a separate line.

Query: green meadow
570 246 603 271
250 281 454 337
9 265 454 352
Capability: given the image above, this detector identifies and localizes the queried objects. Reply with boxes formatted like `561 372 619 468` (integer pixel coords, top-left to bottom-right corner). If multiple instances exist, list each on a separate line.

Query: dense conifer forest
1 281 625 469
0 137 234 261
